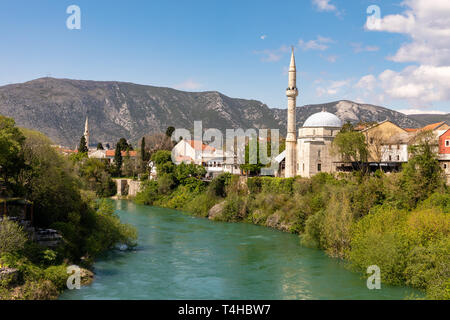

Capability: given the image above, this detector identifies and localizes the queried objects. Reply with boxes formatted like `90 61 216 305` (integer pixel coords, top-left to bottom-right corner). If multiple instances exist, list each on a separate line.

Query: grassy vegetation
135 138 449 300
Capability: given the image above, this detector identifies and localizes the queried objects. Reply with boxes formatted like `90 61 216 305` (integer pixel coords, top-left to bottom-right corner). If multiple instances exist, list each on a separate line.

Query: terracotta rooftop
105 150 138 157
186 140 216 152
420 122 446 132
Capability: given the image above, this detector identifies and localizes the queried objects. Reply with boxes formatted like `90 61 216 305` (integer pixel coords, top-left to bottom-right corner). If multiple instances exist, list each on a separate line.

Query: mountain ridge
0 77 439 147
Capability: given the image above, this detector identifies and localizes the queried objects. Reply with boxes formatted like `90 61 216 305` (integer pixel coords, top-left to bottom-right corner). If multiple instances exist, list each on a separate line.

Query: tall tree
116 138 131 151
0 115 26 188
332 131 368 172
97 142 104 150
165 126 175 138
114 147 123 176
78 136 88 154
140 137 148 162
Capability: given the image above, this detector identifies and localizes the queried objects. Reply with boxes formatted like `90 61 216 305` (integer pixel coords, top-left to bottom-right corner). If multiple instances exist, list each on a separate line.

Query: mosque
283 48 343 178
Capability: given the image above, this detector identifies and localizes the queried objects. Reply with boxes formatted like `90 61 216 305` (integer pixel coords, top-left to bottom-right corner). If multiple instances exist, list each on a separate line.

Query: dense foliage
0 116 137 299
135 135 449 299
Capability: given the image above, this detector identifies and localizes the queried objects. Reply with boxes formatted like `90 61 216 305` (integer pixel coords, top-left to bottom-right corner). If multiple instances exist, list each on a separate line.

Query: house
172 139 241 178
380 131 414 167
89 149 138 164
360 120 408 164
438 128 450 184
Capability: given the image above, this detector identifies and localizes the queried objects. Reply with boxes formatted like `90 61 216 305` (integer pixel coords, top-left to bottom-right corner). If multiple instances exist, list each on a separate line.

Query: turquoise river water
60 200 420 300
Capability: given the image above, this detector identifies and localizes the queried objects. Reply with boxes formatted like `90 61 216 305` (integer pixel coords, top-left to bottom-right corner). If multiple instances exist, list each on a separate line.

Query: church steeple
285 47 299 178
84 116 90 149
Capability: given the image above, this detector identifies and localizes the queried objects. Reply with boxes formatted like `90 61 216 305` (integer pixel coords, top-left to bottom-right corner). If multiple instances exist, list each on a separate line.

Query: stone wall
115 179 142 197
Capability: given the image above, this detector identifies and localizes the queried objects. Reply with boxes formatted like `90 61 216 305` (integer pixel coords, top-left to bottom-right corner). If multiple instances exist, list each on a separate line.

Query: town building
438 128 450 184
283 49 343 178
88 149 138 164
172 139 241 178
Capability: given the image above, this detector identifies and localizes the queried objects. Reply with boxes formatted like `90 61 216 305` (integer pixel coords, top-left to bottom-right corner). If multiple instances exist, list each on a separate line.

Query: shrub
158 174 175 194
0 218 27 255
208 173 232 198
135 180 159 205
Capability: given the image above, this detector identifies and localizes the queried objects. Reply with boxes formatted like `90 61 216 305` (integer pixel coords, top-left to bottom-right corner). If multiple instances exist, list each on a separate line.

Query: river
60 200 419 300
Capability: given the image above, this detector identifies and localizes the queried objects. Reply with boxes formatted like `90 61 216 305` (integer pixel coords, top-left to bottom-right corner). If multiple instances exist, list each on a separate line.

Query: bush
158 174 176 194
349 204 450 298
208 173 232 198
135 180 159 205
0 218 27 255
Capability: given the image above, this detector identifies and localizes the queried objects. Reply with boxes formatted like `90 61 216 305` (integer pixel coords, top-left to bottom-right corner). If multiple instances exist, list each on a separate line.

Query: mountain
407 113 450 127
271 100 423 130
0 78 425 147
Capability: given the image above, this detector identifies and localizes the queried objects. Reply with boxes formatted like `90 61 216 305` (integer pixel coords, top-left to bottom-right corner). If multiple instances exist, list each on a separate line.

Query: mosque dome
302 111 343 128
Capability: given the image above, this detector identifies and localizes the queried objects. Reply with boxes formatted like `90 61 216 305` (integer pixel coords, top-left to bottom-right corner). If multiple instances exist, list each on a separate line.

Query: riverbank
0 115 137 300
134 154 449 299
61 200 421 300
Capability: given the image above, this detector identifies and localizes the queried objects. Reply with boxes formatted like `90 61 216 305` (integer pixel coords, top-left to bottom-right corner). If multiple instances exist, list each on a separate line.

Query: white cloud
174 79 203 91
325 55 338 63
260 34 267 40
298 36 334 51
316 79 351 96
365 0 450 66
358 0 450 107
351 42 379 53
398 109 448 115
254 45 290 62
312 0 337 12
355 74 376 91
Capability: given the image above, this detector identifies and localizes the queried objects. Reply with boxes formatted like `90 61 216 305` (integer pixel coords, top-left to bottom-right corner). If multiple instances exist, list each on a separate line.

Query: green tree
116 138 131 151
114 148 123 177
151 150 174 175
0 115 26 188
399 130 445 208
240 137 271 176
332 130 368 172
165 126 175 138
78 136 88 154
96 143 104 150
140 137 148 162
79 158 115 197
0 217 27 255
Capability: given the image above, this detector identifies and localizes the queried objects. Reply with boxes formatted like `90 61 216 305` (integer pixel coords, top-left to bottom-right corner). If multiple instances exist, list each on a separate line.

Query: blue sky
1 0 449 114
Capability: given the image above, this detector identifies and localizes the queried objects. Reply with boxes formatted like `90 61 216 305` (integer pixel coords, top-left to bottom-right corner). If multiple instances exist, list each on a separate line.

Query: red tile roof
420 122 446 132
105 150 137 157
186 140 216 152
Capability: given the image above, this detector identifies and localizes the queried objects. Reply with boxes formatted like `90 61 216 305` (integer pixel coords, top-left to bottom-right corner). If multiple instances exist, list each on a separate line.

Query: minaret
285 47 298 178
84 116 90 149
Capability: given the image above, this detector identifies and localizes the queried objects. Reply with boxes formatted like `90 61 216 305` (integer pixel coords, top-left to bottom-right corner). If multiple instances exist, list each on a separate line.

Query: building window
444 164 447 169
397 155 400 161
302 163 305 171
397 145 400 150
318 150 321 158
446 140 450 147
317 163 322 172
370 138 374 144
